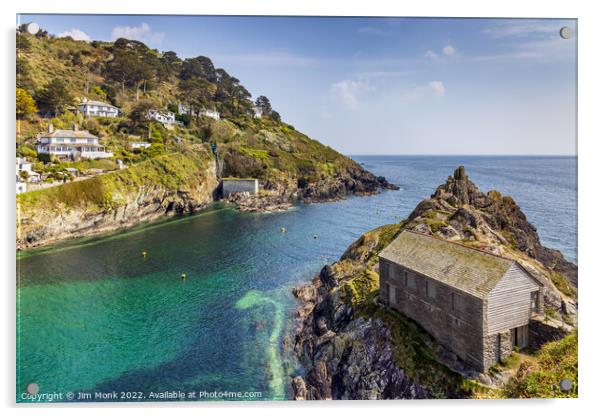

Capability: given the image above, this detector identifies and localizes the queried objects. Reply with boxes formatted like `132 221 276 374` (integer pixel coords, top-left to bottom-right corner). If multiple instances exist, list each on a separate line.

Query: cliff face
17 149 219 249
293 166 577 400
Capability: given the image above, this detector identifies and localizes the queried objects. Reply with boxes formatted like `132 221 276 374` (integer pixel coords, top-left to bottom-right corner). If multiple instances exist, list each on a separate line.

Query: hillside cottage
36 125 113 160
199 108 221 120
379 230 543 372
251 106 262 119
78 98 119 117
129 141 152 150
16 157 40 194
16 157 41 182
147 109 176 125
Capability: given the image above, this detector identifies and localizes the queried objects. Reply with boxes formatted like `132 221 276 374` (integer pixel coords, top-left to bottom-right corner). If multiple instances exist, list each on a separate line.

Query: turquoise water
16 156 577 402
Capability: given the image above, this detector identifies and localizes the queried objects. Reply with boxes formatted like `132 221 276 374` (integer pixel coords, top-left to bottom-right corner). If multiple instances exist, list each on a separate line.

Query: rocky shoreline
289 166 578 400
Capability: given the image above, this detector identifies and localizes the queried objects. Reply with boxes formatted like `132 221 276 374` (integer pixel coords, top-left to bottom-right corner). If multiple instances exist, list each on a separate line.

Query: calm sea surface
16 156 577 401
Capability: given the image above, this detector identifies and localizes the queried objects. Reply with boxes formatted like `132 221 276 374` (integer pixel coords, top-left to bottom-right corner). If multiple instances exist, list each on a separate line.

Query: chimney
73 124 78 131
48 123 54 133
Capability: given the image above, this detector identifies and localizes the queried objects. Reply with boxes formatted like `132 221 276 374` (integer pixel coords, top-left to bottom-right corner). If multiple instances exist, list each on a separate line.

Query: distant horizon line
347 154 577 157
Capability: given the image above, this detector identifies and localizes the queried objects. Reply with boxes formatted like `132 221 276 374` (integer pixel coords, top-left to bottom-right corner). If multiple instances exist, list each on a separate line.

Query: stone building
379 230 543 372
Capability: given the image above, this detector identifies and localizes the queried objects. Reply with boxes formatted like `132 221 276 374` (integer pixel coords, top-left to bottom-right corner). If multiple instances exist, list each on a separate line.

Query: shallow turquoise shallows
16 156 577 402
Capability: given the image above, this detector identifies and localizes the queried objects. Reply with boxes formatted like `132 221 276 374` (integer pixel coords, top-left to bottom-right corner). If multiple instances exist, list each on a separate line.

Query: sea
16 155 577 401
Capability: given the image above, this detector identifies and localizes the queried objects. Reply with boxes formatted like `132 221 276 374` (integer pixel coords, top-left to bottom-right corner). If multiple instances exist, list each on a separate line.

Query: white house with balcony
199 108 220 120
36 125 113 160
147 109 176 125
78 98 119 118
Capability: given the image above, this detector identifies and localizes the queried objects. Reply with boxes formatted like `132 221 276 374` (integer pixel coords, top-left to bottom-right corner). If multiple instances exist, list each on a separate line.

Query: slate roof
40 129 98 139
80 100 118 108
379 230 517 299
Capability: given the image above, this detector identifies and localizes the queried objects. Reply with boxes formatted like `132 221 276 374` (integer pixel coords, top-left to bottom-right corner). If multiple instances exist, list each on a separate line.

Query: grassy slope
17 148 213 214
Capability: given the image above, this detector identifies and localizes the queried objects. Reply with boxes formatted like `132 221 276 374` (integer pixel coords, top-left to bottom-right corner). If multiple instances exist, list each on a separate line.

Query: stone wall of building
379 258 486 371
221 179 259 197
482 330 513 370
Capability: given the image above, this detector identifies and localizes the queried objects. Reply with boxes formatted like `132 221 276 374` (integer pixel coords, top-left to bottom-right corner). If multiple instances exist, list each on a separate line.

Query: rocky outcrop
300 167 399 203
408 166 577 288
292 166 577 400
293 267 428 400
17 151 219 249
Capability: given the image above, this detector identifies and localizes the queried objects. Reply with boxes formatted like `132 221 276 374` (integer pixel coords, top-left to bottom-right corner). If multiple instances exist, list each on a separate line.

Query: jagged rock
436 226 460 240
292 376 308 400
319 265 338 290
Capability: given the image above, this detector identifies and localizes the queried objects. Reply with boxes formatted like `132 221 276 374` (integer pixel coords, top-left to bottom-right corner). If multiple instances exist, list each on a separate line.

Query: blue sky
19 15 577 155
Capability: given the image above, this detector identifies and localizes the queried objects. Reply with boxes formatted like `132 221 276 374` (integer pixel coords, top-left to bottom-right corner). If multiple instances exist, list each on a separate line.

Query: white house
251 106 262 119
129 141 152 150
78 98 119 118
199 108 221 120
16 157 41 182
147 109 176 125
36 125 113 160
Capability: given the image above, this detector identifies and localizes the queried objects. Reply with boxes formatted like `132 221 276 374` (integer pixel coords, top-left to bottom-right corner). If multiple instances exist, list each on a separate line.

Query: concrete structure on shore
379 230 544 372
221 179 259 197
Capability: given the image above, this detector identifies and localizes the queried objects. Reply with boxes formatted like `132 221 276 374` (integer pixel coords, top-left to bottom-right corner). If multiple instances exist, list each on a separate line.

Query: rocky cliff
292 166 577 400
17 148 219 249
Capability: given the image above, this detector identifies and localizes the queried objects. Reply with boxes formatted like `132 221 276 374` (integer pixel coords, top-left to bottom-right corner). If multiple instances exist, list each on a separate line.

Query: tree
270 110 281 122
180 56 217 82
255 95 272 116
178 78 216 117
16 88 38 119
35 79 73 117
104 38 158 95
129 100 154 124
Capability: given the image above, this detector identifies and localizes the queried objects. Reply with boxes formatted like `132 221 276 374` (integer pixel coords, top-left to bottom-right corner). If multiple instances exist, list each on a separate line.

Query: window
426 280 437 299
381 262 390 279
388 284 396 305
407 272 416 289
451 292 464 312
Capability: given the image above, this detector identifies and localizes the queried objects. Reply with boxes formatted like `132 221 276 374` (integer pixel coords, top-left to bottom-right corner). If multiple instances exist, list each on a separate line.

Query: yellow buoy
280 227 286 233
141 251 147 258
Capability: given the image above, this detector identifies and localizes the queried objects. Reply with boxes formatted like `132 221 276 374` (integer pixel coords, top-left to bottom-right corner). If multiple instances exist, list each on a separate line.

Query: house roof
80 100 118 109
379 230 525 299
40 129 98 139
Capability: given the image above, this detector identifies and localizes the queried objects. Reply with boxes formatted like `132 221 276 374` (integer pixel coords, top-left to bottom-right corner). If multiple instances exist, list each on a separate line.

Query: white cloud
443 45 456 56
428 80 446 96
111 22 165 46
57 29 90 41
425 50 439 61
331 79 372 109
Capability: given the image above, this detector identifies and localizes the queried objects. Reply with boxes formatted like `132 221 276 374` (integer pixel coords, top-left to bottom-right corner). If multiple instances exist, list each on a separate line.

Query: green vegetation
502 332 577 398
550 271 577 298
16 88 37 119
17 149 212 212
16 28 364 194
425 218 447 233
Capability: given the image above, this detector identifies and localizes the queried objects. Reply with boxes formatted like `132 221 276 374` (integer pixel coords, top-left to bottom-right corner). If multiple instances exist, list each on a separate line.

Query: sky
19 14 577 155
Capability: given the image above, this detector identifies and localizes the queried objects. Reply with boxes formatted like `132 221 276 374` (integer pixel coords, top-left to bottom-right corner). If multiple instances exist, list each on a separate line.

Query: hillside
293 166 577 399
16 29 396 248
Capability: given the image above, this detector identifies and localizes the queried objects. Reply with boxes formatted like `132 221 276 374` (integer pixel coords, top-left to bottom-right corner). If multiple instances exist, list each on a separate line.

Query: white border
3 1 601 415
